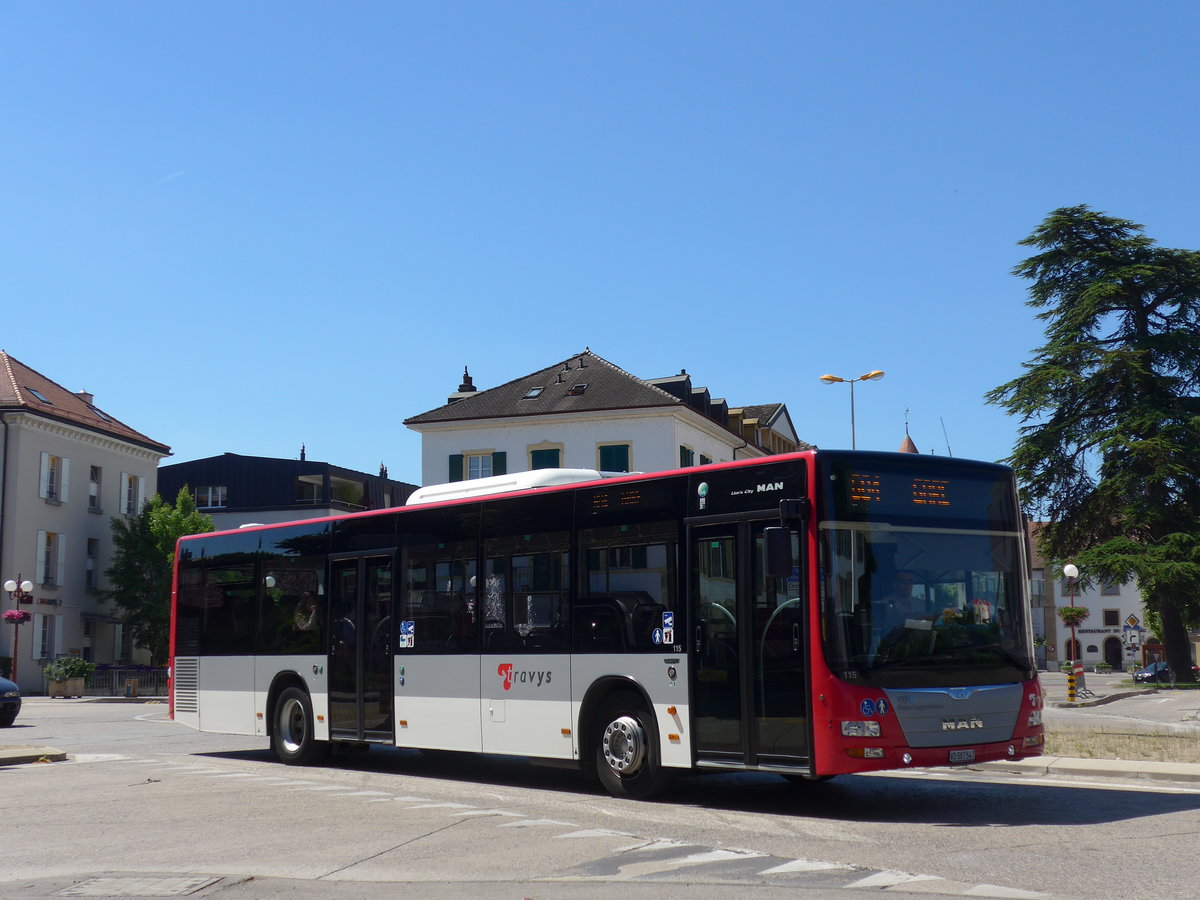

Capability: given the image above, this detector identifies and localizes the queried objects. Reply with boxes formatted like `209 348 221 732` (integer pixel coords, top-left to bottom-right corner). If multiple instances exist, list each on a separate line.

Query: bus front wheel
273 686 330 766
593 692 670 799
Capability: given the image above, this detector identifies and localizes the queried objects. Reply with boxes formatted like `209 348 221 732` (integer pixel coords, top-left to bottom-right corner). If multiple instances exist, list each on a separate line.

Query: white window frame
195 485 228 509
466 452 493 481
120 472 146 515
86 538 99 589
37 530 66 587
40 452 70 503
89 466 102 512
33 613 62 660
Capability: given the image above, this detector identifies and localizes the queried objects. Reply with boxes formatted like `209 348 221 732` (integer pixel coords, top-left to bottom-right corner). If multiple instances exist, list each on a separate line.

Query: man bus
170 450 1043 797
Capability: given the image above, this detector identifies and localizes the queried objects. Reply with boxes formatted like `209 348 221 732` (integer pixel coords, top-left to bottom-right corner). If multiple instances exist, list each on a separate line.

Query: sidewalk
976 668 1200 783
1036 668 1155 707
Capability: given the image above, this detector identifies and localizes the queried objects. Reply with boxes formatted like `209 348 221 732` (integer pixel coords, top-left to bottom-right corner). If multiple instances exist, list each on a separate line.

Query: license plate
949 749 976 763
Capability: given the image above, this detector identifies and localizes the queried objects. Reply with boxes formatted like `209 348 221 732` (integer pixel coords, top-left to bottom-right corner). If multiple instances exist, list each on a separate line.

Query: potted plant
43 656 96 698
1057 605 1090 628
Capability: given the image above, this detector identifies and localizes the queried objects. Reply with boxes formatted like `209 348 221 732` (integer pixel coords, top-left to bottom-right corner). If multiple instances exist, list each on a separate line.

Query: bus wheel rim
280 698 306 753
602 715 646 775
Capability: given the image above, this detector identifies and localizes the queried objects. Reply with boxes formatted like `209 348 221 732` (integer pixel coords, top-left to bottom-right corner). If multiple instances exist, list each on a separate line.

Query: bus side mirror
764 527 793 578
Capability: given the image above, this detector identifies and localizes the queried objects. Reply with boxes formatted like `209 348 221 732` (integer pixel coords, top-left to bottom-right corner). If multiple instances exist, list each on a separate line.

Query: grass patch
1045 728 1200 763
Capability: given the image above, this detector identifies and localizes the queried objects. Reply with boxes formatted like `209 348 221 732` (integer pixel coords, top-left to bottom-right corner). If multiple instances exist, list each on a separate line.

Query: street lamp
819 370 885 449
4 575 34 684
1062 563 1079 663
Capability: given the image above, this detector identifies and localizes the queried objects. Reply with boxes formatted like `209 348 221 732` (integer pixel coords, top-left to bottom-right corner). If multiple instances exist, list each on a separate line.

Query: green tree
987 205 1200 682
103 486 214 665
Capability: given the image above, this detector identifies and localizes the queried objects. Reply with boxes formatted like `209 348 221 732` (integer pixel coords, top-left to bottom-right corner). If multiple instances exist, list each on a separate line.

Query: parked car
0 674 20 726
1133 660 1200 683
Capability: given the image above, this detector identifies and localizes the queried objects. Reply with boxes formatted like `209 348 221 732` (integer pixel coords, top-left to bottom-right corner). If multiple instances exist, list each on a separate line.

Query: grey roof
404 349 813 453
404 350 689 425
736 403 785 423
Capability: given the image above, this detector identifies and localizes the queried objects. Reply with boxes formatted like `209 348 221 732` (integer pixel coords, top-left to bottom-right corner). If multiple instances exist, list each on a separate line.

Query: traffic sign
1126 614 1140 628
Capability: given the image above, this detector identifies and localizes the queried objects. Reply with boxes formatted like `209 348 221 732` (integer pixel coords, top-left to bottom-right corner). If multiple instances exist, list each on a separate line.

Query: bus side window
573 601 625 652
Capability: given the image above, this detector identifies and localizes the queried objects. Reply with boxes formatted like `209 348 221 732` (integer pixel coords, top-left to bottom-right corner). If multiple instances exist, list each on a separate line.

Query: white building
0 351 170 690
404 349 807 486
1028 525 1166 671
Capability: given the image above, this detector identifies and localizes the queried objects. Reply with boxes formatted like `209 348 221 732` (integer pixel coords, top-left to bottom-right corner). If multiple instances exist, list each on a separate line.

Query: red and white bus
169 450 1044 797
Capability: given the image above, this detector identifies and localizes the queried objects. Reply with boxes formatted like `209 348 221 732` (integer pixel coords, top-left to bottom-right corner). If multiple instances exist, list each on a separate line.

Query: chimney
76 390 94 405
448 366 479 404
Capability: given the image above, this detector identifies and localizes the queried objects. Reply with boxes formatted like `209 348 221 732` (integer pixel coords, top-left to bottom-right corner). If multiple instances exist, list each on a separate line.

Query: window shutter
60 458 70 503
491 452 506 476
56 534 67 588
530 449 560 469
33 614 45 658
40 452 51 499
449 455 464 483
120 472 130 513
599 444 629 472
136 476 146 512
37 530 48 582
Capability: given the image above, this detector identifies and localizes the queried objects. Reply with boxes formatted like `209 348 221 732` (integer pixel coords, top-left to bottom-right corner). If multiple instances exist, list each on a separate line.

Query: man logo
756 482 784 493
942 716 984 731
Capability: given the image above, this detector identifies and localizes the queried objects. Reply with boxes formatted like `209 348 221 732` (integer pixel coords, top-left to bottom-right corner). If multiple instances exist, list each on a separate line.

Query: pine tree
988 205 1200 681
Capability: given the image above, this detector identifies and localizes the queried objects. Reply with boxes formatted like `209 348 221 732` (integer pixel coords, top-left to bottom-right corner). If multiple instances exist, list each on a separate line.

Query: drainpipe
0 413 10 587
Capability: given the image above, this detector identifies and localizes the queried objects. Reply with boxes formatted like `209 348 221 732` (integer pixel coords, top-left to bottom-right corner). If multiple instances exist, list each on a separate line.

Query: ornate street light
1062 563 1080 663
819 370 885 449
4 575 34 684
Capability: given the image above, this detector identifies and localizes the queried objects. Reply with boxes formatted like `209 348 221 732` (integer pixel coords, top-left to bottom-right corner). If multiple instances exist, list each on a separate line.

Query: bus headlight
1027 710 1043 727
841 720 882 738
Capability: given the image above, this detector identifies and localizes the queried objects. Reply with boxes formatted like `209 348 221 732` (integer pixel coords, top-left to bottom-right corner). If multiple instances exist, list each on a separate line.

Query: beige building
1 351 170 691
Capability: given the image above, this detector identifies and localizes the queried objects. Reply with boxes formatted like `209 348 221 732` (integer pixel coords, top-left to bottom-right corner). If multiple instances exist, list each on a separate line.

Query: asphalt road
4 699 1200 899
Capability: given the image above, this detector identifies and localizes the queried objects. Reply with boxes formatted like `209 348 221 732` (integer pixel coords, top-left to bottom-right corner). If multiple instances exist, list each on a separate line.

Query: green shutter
531 449 560 469
492 451 507 476
449 454 464 482
599 444 629 472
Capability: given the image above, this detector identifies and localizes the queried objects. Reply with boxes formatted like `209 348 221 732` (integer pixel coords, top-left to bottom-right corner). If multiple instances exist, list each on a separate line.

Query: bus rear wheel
593 692 670 799
273 686 330 766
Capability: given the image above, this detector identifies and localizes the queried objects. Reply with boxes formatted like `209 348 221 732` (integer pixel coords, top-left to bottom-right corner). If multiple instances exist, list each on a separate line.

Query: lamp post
4 575 34 683
819 370 885 449
1062 563 1079 664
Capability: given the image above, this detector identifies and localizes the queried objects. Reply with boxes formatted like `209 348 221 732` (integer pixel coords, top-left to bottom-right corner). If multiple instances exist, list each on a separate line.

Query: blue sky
4 2 1197 485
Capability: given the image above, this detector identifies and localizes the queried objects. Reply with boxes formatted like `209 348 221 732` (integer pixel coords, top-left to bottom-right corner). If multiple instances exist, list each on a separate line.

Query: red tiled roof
0 350 170 454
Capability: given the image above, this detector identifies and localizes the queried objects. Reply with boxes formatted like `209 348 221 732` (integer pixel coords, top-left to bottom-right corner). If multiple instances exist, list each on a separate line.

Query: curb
0 746 68 766
977 754 1200 784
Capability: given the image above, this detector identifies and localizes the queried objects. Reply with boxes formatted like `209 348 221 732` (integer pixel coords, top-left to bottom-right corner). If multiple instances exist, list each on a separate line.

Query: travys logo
497 663 552 691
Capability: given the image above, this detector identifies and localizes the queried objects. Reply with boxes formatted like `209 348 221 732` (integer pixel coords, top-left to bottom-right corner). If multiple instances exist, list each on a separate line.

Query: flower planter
49 677 85 698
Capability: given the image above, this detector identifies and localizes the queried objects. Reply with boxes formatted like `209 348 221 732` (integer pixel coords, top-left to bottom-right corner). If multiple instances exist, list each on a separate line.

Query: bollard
1067 670 1077 702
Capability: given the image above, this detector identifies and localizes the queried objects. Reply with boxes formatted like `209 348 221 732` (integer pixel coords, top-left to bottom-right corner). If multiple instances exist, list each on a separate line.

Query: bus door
689 521 810 770
328 552 395 743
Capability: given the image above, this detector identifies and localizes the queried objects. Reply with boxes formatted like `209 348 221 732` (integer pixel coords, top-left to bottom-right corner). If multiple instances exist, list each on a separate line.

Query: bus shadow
668 769 1200 827
196 746 1200 828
